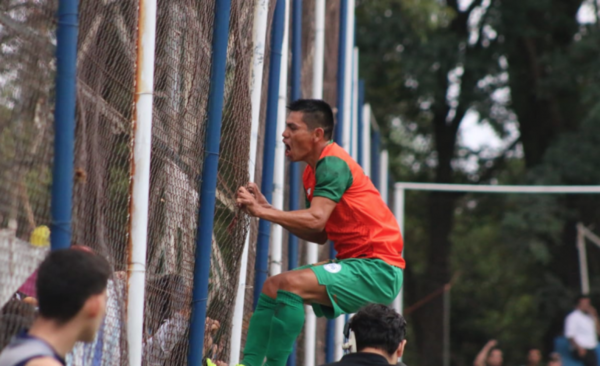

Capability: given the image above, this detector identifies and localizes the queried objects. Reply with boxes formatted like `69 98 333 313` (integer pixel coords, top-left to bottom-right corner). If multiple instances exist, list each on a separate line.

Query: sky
457 0 597 156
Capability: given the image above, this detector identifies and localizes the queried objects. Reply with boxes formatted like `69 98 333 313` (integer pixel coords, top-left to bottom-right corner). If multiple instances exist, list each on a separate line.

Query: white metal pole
579 224 600 249
351 47 359 158
270 0 290 277
394 182 600 193
335 2 355 359
379 150 389 202
312 0 325 99
577 223 590 295
341 0 354 153
305 2 325 365
362 103 371 176
393 185 405 314
443 285 450 366
231 1 271 362
127 0 157 364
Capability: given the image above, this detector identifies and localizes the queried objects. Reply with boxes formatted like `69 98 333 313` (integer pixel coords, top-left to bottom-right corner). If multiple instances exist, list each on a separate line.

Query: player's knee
261 275 280 299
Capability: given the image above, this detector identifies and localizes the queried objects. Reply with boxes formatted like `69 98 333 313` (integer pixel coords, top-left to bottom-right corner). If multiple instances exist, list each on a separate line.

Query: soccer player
235 99 405 366
0 248 111 366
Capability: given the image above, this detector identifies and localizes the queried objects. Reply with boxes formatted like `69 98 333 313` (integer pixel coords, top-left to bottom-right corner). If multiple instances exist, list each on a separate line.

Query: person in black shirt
320 304 407 366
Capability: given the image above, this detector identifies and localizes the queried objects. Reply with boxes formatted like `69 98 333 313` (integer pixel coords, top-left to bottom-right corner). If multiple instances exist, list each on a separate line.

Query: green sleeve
313 156 353 203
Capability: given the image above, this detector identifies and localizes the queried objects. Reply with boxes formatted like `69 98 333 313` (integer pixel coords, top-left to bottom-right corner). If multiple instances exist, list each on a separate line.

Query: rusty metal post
126 0 157 364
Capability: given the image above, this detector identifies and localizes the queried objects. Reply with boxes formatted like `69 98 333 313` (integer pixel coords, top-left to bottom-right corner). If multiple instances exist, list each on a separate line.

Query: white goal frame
392 182 600 366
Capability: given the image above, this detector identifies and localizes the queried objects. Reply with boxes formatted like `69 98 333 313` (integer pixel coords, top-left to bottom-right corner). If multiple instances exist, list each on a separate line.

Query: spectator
0 248 111 366
0 299 36 350
144 273 189 366
565 295 600 366
474 340 503 366
319 304 407 366
547 352 561 366
522 347 542 366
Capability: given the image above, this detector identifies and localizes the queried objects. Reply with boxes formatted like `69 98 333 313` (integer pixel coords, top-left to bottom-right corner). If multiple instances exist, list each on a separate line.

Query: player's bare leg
262 268 332 306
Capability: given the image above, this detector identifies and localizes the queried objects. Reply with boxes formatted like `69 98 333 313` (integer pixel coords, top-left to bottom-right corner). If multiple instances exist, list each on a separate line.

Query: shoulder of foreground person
25 356 64 366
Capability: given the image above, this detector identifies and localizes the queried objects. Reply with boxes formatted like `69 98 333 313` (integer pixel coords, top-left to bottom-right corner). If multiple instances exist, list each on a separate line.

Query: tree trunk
412 107 460 365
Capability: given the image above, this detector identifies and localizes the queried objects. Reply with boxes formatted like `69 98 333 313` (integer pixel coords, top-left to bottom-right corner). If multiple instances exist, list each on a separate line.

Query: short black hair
576 294 590 304
37 248 111 323
287 99 335 140
349 304 407 356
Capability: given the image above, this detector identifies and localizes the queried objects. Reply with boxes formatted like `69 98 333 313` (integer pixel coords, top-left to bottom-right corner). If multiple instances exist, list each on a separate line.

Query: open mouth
284 143 291 155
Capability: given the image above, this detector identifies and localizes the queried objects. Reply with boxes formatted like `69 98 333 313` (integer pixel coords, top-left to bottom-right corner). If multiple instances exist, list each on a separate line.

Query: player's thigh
313 259 403 313
263 268 331 305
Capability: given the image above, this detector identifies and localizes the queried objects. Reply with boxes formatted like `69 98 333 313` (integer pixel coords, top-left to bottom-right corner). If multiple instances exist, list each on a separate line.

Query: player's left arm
236 186 334 244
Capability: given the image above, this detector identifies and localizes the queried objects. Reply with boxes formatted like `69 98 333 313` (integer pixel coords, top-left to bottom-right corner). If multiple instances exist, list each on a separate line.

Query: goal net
394 183 600 366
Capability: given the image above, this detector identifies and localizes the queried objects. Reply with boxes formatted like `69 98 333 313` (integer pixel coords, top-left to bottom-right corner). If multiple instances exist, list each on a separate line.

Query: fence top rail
394 182 600 194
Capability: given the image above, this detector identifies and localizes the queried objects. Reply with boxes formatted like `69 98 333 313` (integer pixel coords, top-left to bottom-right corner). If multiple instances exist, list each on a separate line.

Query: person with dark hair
0 248 111 366
564 295 600 366
520 347 542 366
474 340 503 366
547 352 561 366
234 99 404 366
320 304 407 366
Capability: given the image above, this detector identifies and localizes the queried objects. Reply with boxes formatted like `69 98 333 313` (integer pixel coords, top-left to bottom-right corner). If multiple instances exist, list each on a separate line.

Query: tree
357 1 508 364
357 0 600 365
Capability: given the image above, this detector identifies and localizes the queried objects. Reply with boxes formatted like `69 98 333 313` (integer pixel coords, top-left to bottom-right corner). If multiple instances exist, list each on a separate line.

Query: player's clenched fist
246 182 271 208
236 186 261 217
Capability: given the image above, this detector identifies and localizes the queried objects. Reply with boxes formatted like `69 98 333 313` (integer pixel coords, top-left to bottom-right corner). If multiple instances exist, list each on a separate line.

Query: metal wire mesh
0 0 296 364
207 1 258 362
71 0 255 365
70 0 138 364
0 0 56 347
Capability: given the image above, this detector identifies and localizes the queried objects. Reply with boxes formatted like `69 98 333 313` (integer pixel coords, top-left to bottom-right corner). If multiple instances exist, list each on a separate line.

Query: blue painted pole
288 0 302 273
357 80 365 167
287 1 302 365
254 0 287 309
371 130 381 190
327 0 348 362
50 0 79 251
188 0 231 364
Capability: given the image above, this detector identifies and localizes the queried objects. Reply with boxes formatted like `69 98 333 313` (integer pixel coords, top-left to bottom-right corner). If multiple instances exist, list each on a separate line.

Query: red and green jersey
303 142 405 268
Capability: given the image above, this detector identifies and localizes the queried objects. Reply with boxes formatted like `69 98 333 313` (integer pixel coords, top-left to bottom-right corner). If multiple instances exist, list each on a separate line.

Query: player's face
282 111 316 162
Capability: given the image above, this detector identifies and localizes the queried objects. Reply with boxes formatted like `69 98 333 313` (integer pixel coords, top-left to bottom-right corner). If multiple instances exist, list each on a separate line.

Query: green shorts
296 258 403 319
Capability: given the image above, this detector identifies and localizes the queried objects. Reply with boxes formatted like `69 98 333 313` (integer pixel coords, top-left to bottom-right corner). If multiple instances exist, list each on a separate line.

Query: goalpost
393 182 600 366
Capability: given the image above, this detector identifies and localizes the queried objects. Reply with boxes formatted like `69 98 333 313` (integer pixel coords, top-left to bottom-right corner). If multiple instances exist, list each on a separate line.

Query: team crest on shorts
323 263 342 273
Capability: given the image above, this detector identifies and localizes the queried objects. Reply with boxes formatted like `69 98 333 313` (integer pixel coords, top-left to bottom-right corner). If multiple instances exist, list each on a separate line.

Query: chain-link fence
1 0 261 364
0 0 56 348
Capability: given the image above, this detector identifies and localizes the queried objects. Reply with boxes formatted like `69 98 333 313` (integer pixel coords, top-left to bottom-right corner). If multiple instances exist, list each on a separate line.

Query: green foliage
357 0 600 365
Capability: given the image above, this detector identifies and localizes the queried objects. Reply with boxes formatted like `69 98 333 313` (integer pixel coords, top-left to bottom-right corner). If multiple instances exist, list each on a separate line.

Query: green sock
264 290 305 366
241 293 277 366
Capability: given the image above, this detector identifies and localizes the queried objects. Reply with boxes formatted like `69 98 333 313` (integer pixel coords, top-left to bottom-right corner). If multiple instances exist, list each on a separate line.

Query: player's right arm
246 183 329 244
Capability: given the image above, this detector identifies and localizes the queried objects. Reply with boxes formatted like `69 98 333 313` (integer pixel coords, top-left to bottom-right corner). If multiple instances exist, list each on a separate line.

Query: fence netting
72 0 255 365
1 0 257 365
205 0 254 363
0 0 56 349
